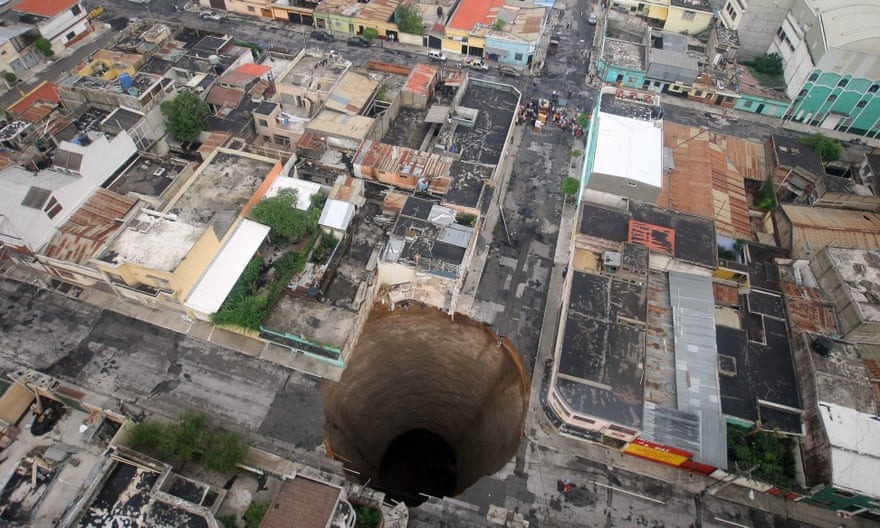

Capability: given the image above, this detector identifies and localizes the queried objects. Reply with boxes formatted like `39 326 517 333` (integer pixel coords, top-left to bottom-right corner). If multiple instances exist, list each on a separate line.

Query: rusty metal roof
42 189 136 264
659 123 754 240
353 140 452 194
404 64 438 97
781 205 880 258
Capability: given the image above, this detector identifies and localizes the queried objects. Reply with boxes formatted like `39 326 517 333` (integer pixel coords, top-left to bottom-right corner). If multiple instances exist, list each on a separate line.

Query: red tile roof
449 0 505 31
237 63 271 77
8 81 62 123
206 85 244 107
14 0 80 17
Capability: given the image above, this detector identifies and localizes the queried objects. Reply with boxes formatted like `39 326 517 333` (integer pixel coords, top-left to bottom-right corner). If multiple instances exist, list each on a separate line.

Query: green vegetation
394 2 424 35
745 53 783 76
160 91 210 142
4 72 17 85
455 212 478 227
562 177 580 204
211 258 269 330
35 38 53 58
742 53 784 88
376 84 390 103
250 189 320 245
753 175 776 210
311 233 339 264
491 19 506 31
571 149 583 158
362 28 379 40
576 113 591 130
355 505 381 528
127 411 247 473
799 132 842 163
244 501 269 528
727 424 796 488
217 514 238 528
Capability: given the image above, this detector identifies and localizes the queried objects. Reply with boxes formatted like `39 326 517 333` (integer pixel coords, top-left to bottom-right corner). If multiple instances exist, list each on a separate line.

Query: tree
203 431 248 473
362 28 379 40
244 502 269 528
746 53 782 76
799 132 842 163
35 38 53 58
160 91 210 142
562 177 580 204
491 19 506 31
394 3 424 35
250 189 317 243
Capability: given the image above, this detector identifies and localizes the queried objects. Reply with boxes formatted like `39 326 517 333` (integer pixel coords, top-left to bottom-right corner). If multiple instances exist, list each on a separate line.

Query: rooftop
260 475 342 528
42 189 136 265
168 150 279 228
670 0 713 12
107 156 188 205
771 135 826 178
779 205 880 259
7 81 61 123
818 402 880 497
592 112 663 189
13 0 79 17
822 246 880 324
449 0 505 32
453 81 518 166
813 0 880 54
556 269 647 428
104 211 207 272
353 140 454 194
659 123 754 240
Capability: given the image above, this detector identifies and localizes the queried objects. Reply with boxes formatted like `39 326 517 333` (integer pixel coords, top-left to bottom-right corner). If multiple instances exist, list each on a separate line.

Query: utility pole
694 464 759 528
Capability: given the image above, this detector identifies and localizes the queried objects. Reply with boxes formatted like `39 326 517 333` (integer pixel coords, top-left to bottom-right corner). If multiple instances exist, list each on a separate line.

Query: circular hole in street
322 303 529 505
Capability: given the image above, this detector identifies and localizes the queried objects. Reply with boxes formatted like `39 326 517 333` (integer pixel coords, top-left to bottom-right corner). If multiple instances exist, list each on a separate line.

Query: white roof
818 401 880 496
185 219 270 316
266 176 322 211
812 0 880 54
318 199 355 232
592 112 663 188
0 132 136 251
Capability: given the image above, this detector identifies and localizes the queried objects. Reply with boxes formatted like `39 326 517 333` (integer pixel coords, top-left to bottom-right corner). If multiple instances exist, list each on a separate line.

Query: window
65 31 76 40
869 84 879 93
514 53 523 61
247 5 256 11
47 203 63 219
257 119 268 127
695 90 704 96
682 10 695 21
777 27 785 40
726 4 737 20
743 100 753 108
798 89 807 97
857 100 867 108
71 4 81 15
838 78 848 87
808 72 819 82
828 94 837 102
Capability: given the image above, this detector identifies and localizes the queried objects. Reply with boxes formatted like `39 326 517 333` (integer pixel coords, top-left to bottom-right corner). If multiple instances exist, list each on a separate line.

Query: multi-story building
0 24 42 80
717 0 796 61
612 0 715 36
773 0 880 137
12 0 92 56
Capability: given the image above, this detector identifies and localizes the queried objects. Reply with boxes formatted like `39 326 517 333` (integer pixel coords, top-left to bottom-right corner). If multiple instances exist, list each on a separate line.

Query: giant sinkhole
322 304 530 506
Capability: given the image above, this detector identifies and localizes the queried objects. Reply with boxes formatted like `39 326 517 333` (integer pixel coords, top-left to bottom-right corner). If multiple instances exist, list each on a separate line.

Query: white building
718 0 796 61
13 0 92 56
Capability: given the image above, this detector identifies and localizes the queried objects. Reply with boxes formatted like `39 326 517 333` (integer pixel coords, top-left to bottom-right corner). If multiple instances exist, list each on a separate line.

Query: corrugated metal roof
404 64 438 97
324 71 378 116
668 271 727 469
43 189 136 264
782 205 880 259
659 123 752 239
319 199 355 231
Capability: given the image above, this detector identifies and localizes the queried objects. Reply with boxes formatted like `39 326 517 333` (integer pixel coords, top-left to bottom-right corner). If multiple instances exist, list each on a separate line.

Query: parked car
499 65 521 78
200 10 224 21
469 60 489 71
347 36 371 48
311 30 334 42
588 13 598 24
428 50 447 62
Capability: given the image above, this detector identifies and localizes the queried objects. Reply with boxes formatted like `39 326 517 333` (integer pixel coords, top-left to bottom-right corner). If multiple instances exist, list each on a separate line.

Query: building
810 246 880 344
260 474 355 528
597 13 648 89
718 0 796 61
0 131 138 254
95 149 283 317
582 87 664 204
775 0 880 137
13 0 92 56
612 0 715 36
772 204 880 260
0 24 41 80
767 134 880 211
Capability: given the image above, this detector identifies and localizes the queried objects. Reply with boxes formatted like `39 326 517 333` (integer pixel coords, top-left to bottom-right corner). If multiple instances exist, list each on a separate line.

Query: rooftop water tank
119 72 133 90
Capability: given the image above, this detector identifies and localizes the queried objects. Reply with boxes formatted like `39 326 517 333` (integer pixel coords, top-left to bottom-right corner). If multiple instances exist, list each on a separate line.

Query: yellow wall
171 226 223 301
662 7 713 34
0 41 22 74
354 17 399 39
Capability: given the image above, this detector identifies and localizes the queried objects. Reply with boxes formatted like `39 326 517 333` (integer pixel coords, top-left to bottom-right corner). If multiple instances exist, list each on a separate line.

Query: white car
200 10 224 21
469 60 489 71
588 13 598 24
428 50 447 62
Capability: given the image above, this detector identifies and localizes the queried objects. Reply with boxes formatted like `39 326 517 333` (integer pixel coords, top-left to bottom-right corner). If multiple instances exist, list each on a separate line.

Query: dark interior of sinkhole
322 304 530 506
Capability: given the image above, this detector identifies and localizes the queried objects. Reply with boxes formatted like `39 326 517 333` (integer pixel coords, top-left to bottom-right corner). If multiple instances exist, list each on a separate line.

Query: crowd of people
516 91 587 138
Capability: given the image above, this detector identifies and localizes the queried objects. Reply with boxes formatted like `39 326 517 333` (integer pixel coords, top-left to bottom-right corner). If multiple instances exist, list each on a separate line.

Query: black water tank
812 336 834 356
